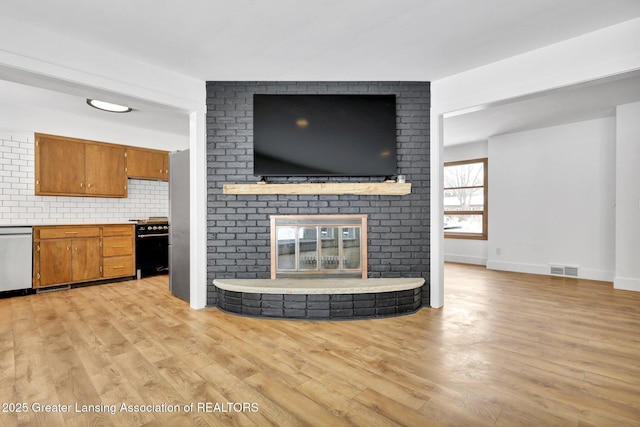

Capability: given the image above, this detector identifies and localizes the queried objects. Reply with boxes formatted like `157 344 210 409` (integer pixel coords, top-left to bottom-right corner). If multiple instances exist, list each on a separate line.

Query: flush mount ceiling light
87 99 132 113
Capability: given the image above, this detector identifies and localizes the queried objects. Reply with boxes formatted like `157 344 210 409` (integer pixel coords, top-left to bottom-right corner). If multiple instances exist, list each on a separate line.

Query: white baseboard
444 254 486 266
486 260 545 275
614 277 640 292
486 260 614 282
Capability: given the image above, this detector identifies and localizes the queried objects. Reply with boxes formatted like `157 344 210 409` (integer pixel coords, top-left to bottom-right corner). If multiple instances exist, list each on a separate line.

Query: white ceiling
0 80 188 137
444 70 640 145
1 0 640 144
3 0 640 81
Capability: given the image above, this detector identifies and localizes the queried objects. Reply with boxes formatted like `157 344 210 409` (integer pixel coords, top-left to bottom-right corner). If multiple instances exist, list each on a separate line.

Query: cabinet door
71 238 102 282
35 135 86 195
85 144 127 197
163 153 169 180
127 148 166 180
38 239 72 286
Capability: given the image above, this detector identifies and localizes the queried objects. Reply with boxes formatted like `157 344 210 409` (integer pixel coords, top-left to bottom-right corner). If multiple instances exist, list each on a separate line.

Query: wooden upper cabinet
35 133 127 198
36 134 86 195
85 144 127 196
126 147 169 181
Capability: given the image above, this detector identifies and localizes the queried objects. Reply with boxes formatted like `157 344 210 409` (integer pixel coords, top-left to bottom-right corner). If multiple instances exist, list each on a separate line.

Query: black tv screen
253 94 397 177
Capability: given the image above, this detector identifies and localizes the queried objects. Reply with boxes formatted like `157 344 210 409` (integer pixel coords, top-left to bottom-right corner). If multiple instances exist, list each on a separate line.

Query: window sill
444 233 487 240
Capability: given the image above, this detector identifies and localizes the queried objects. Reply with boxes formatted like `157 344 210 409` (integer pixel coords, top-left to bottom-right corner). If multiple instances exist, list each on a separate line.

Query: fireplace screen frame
270 214 368 279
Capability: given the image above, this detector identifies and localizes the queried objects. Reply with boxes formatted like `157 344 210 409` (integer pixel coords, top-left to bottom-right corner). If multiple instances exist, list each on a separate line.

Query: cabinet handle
67 246 70 251
87 183 92 189
111 266 124 269
113 245 125 248
65 231 79 234
80 182 83 188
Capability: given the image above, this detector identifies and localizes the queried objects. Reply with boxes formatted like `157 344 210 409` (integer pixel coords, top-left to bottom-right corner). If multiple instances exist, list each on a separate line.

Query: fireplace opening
270 215 367 279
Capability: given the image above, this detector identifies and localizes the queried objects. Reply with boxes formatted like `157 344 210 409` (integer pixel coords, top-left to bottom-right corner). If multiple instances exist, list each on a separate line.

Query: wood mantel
223 182 411 196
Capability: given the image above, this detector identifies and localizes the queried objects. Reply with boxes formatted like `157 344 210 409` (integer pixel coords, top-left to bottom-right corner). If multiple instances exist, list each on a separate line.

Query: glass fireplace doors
271 215 367 279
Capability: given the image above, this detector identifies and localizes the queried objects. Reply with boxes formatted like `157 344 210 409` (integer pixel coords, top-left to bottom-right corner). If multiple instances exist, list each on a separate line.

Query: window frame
444 157 488 240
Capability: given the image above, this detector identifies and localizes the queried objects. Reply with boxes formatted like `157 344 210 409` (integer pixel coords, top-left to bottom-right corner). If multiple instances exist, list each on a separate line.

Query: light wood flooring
1 264 640 426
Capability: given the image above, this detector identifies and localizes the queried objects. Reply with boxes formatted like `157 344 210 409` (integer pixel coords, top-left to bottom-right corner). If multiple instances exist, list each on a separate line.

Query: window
444 158 487 239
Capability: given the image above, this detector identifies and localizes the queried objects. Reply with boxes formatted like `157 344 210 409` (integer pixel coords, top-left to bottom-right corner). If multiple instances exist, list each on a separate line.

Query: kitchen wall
206 81 430 307
0 131 168 225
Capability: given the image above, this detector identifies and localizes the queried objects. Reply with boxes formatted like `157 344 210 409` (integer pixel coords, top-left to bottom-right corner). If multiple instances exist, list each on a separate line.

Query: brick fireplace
206 81 431 308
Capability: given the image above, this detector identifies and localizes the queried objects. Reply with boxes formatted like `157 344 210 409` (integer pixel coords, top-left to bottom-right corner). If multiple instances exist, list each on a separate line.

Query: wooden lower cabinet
33 224 135 289
103 256 134 278
102 225 135 278
71 238 102 282
38 239 73 287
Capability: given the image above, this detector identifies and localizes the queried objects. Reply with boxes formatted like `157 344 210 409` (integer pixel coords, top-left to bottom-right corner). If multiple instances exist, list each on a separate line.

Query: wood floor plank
2 264 640 426
296 378 398 426
244 371 347 426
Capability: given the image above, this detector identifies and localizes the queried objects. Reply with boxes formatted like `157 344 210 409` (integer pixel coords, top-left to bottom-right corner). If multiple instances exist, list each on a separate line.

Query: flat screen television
253 94 397 177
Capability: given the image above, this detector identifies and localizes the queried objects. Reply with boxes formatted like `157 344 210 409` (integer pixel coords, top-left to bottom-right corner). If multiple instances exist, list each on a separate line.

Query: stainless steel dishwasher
0 226 33 292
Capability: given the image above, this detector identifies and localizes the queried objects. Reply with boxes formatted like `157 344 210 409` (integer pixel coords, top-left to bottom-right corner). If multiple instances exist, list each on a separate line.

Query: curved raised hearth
212 278 425 320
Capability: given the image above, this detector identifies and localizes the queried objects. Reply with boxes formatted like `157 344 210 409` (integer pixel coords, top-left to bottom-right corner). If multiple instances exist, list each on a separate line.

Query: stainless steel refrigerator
169 149 190 302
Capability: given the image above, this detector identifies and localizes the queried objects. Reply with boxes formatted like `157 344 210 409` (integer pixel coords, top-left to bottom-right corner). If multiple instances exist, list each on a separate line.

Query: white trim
444 254 486 266
189 109 208 309
429 113 444 308
487 260 614 282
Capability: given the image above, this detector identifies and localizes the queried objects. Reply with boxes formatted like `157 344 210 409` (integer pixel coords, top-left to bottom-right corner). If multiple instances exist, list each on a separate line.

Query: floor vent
550 265 579 277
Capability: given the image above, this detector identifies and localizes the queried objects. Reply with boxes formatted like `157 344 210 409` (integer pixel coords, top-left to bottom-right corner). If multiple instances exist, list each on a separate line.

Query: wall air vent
564 266 579 277
550 264 579 277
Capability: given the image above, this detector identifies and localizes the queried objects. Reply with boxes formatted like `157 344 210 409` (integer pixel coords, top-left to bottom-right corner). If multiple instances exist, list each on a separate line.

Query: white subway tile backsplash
0 134 169 225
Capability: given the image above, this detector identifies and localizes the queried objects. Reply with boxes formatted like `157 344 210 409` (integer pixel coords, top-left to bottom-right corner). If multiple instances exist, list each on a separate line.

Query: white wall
0 101 188 152
615 101 640 291
486 118 616 281
443 140 489 265
0 132 168 226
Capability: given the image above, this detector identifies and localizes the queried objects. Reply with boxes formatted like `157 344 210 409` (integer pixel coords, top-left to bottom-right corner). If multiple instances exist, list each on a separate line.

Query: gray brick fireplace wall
206 81 430 307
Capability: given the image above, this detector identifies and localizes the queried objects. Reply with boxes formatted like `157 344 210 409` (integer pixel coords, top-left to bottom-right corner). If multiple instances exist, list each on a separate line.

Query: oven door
136 233 169 278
